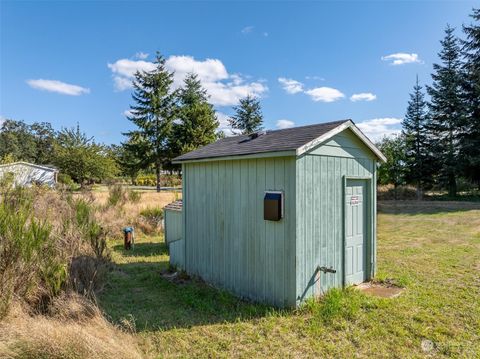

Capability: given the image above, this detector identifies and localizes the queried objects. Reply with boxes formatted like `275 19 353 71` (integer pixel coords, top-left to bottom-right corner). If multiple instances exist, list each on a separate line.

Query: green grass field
98 201 480 358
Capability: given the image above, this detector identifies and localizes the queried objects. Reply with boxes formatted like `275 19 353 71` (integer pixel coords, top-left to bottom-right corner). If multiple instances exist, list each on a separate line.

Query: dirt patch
356 282 404 298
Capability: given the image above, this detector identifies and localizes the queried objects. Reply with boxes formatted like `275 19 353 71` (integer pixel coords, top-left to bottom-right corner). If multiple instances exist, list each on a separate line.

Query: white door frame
342 175 373 286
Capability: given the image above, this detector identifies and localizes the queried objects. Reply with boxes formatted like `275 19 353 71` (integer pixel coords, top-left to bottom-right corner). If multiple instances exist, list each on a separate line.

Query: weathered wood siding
182 157 297 307
165 209 184 268
295 128 376 304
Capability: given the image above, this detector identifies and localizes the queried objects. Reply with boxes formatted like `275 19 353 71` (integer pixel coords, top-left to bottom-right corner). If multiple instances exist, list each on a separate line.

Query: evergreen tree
402 76 432 199
228 95 263 135
427 25 466 197
124 52 177 192
110 142 142 185
461 8 480 187
170 73 219 158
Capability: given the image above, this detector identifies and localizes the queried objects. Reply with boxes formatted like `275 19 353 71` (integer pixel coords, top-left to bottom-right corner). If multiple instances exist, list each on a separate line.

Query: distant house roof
0 161 58 172
164 200 183 212
173 120 386 163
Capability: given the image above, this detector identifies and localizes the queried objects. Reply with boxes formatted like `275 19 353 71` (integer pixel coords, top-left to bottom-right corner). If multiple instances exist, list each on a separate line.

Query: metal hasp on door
344 179 367 285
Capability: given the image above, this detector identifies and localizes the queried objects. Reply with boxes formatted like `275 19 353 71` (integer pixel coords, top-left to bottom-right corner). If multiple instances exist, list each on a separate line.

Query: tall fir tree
402 76 432 199
228 95 263 135
170 73 219 158
461 8 480 187
427 25 466 197
124 52 177 192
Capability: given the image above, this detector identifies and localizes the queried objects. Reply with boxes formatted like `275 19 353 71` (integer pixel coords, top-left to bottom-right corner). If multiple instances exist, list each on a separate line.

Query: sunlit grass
98 201 480 358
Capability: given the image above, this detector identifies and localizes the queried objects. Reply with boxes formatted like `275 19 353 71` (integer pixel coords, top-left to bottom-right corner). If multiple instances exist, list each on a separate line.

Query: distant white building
0 162 58 188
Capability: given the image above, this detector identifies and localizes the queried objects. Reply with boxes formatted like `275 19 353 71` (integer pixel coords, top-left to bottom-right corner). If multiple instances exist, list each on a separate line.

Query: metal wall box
264 191 283 221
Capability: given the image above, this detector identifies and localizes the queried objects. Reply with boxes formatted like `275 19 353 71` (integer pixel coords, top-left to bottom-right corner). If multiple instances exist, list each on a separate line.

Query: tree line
121 52 265 191
0 55 265 189
377 8 479 198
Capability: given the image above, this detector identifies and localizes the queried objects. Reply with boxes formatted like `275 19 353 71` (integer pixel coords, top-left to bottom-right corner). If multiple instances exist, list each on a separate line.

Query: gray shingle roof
174 119 350 162
164 200 182 211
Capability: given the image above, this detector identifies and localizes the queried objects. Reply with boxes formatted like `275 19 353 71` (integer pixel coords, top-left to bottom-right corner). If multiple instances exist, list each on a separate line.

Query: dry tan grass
92 189 180 213
73 189 181 238
0 295 144 359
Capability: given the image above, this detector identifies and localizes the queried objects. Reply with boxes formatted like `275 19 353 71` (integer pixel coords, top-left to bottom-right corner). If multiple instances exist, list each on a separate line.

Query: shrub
128 190 142 203
140 207 164 222
107 184 128 207
0 183 111 318
57 173 75 186
0 185 66 318
135 174 181 188
139 207 164 233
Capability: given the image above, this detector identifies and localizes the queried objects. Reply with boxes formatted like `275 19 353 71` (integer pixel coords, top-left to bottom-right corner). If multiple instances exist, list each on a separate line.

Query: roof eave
172 150 297 164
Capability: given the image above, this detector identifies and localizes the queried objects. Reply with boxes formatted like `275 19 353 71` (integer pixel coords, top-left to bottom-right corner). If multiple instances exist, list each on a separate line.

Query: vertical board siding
165 209 184 268
295 150 375 305
183 157 296 307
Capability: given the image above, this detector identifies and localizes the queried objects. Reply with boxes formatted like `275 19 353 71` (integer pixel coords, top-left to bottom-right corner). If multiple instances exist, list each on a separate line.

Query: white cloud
305 75 325 81
278 77 304 94
356 117 402 141
0 116 5 126
216 112 239 136
108 55 267 106
350 92 377 102
304 87 345 102
107 59 156 91
135 52 149 60
381 53 421 65
263 32 269 37
241 26 254 34
276 119 295 129
166 55 229 84
26 79 90 96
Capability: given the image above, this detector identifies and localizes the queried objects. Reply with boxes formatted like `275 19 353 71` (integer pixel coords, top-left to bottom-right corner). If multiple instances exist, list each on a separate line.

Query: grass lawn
98 201 480 358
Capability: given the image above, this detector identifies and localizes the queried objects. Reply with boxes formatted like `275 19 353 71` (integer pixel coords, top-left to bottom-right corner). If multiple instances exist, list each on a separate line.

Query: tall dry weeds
0 183 110 317
0 295 143 359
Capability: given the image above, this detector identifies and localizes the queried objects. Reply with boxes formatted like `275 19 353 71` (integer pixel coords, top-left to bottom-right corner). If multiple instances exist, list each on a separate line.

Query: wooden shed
170 119 386 307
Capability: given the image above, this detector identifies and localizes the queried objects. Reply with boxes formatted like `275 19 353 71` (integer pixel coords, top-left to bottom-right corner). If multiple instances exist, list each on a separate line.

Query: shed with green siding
171 119 386 307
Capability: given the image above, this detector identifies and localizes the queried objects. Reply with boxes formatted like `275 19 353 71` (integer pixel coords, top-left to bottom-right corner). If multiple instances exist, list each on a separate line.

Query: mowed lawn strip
98 201 480 358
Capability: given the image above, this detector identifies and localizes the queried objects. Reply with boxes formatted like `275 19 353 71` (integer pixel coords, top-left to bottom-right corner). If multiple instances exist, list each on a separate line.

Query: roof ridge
265 119 350 134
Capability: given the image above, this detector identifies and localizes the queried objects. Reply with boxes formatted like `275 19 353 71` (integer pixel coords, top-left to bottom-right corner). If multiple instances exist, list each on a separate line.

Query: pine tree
170 73 219 158
402 76 432 199
427 25 466 197
124 52 177 192
228 95 263 135
461 8 480 188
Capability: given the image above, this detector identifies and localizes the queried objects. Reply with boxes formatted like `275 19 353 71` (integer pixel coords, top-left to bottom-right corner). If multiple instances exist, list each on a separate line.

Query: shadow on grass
99 242 274 332
378 200 480 215
112 242 168 257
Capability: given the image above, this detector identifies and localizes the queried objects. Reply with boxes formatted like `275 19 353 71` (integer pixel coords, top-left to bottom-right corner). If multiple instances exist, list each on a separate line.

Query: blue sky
0 1 477 144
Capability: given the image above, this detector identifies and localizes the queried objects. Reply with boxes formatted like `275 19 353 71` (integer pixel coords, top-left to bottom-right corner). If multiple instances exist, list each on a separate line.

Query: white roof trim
0 161 59 172
296 120 387 162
